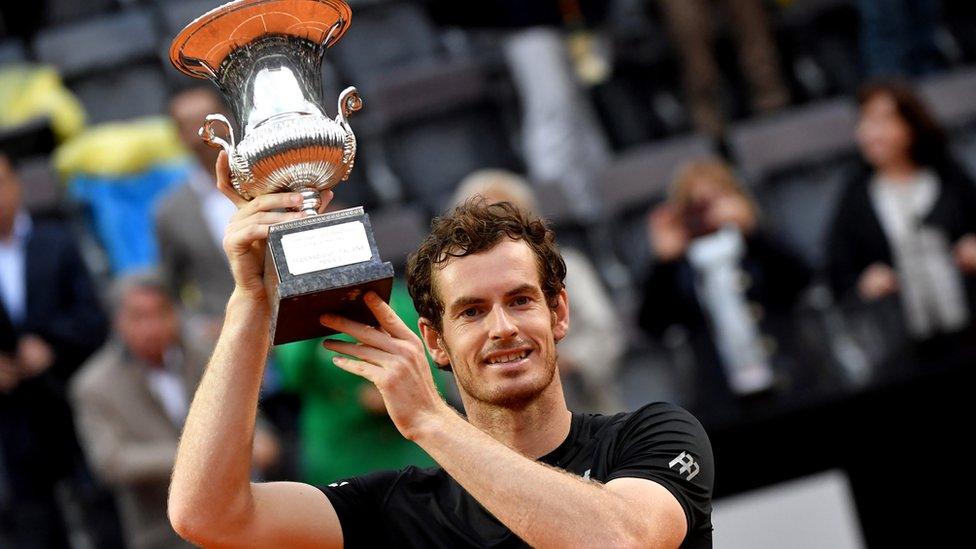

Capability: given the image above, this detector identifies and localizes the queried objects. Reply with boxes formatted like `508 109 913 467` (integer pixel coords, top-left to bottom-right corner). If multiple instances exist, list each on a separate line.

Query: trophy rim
169 0 352 79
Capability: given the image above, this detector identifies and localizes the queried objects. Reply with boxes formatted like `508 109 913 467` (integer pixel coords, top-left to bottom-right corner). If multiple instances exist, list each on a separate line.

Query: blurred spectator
826 81 976 340
855 0 943 78
657 0 791 137
502 27 611 219
69 272 279 549
638 159 810 395
0 152 108 548
155 87 236 344
274 278 445 485
451 169 625 412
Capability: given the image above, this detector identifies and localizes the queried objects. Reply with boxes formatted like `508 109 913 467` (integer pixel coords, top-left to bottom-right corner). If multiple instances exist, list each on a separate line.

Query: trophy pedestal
265 206 394 346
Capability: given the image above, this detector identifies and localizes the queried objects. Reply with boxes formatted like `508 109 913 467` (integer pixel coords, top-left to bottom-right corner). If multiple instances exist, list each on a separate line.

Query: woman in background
826 81 976 340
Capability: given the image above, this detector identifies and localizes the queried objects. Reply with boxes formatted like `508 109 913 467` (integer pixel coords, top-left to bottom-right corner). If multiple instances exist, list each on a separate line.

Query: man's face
0 156 22 237
116 287 179 365
421 239 569 408
170 89 224 169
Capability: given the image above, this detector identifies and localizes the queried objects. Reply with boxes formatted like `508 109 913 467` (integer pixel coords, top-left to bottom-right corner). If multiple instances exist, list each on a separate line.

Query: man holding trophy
167 1 713 547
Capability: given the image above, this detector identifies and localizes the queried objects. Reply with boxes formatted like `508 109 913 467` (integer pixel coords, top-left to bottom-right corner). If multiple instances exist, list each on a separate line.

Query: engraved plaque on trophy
170 0 393 345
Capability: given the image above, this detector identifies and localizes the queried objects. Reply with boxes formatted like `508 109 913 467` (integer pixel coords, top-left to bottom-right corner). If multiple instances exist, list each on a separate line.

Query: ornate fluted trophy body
170 0 393 345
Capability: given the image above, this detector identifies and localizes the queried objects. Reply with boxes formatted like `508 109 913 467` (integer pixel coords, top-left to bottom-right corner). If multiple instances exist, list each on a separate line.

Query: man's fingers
363 292 416 340
239 192 305 217
229 211 303 229
225 224 277 252
319 313 396 351
322 339 393 366
214 151 248 208
331 355 382 384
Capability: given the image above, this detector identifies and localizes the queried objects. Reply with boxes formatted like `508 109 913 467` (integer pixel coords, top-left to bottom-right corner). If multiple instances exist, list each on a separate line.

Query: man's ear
419 317 451 367
552 288 570 343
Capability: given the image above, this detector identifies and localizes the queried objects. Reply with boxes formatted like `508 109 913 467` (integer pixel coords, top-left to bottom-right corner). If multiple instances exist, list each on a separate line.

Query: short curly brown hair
406 199 567 333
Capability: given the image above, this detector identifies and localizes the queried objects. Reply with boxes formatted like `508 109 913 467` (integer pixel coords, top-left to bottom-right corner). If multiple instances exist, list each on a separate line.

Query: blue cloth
68 163 191 274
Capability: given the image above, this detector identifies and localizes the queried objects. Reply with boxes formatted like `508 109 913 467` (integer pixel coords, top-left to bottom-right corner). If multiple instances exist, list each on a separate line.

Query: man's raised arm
167 152 343 548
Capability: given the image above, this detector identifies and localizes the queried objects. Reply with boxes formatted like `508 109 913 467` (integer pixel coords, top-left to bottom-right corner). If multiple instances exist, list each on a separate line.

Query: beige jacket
69 339 207 549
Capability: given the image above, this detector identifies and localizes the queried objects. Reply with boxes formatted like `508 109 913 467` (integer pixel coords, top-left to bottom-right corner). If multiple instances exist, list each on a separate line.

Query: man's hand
0 354 20 393
858 262 899 301
214 151 334 302
17 335 54 378
647 205 690 262
320 292 449 440
953 233 976 274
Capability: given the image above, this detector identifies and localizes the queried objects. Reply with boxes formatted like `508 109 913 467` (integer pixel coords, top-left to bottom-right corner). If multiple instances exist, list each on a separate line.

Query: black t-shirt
319 402 714 548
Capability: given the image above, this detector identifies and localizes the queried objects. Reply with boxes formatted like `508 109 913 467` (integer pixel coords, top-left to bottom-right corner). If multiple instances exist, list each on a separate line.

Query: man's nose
487 306 518 340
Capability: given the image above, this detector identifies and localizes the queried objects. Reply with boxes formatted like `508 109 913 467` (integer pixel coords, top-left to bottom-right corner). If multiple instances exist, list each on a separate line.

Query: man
154 86 237 342
0 152 108 548
70 272 279 549
168 153 714 547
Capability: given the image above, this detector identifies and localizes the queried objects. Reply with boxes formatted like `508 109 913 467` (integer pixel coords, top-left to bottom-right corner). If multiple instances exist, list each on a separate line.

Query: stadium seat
728 99 860 269
369 204 429 270
33 10 166 123
0 39 27 65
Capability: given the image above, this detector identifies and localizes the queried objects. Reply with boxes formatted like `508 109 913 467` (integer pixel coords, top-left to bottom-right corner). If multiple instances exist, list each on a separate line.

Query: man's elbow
168 491 205 544
168 482 253 546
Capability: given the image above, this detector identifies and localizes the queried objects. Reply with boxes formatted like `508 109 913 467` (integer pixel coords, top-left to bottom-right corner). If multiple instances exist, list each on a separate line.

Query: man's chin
473 372 554 409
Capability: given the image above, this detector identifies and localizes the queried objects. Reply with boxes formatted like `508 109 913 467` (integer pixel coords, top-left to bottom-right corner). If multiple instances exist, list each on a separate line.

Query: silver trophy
170 0 393 345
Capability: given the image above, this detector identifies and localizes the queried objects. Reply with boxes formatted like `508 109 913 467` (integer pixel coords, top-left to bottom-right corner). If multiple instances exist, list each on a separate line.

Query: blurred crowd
3 0 976 547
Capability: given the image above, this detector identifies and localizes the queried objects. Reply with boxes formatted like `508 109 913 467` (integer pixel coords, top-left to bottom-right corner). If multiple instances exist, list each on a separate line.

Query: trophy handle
336 87 362 130
199 113 236 156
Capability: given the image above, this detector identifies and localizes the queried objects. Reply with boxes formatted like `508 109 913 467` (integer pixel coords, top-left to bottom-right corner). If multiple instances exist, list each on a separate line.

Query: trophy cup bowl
170 0 393 345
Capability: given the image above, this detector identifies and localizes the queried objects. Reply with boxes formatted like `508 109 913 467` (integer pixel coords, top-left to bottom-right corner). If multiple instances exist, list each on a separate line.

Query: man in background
0 152 108 548
155 86 237 344
70 272 279 549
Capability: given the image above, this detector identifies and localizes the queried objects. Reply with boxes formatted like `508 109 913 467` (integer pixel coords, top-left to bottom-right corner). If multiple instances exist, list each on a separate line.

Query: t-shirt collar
538 412 583 466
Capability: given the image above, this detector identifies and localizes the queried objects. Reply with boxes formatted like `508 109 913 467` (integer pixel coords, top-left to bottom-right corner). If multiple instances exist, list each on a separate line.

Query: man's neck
462 378 573 460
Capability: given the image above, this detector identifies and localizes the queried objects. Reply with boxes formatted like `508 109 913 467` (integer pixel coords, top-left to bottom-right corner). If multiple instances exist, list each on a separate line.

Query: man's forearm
169 290 270 535
415 411 651 549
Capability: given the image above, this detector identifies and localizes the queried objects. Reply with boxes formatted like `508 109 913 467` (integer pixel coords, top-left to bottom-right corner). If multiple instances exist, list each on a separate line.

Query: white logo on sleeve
327 481 349 488
669 451 701 481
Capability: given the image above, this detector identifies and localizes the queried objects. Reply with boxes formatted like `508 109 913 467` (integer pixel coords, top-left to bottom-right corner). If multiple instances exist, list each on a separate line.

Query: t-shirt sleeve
604 403 714 534
318 469 400 547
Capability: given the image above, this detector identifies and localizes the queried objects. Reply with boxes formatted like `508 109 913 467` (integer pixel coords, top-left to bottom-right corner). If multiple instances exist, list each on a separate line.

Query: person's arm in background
944 158 976 274
557 249 625 394
825 179 877 302
168 153 343 548
19 228 109 385
637 204 699 339
637 259 698 339
745 231 813 312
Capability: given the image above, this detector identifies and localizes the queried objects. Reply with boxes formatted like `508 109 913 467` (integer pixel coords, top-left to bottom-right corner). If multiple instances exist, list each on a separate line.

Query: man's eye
462 308 479 317
513 296 530 306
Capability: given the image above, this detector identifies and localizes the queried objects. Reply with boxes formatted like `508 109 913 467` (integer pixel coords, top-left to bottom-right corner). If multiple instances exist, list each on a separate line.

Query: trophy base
265 206 395 346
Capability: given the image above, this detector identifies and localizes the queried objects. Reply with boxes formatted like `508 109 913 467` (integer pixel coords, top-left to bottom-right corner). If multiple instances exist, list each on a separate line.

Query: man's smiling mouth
484 348 533 366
